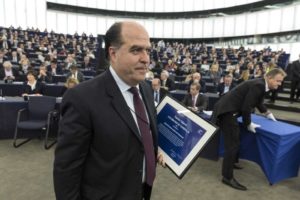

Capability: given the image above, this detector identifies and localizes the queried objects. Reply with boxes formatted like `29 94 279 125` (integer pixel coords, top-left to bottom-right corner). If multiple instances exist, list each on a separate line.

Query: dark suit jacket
211 78 268 126
161 78 175 91
54 70 158 200
217 82 235 97
22 81 45 95
291 60 300 81
47 65 63 75
66 71 85 82
153 88 168 103
182 93 208 112
37 72 53 83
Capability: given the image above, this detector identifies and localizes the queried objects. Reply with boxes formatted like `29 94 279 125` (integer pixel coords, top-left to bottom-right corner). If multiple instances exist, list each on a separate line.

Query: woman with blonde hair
61 77 79 96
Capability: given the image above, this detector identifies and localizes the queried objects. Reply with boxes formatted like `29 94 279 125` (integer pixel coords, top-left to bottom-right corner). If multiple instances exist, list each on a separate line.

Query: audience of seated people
0 26 98 82
0 27 292 105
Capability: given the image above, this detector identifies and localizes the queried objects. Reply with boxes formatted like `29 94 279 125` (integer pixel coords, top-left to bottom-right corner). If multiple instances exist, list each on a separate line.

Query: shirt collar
265 78 270 92
109 66 139 93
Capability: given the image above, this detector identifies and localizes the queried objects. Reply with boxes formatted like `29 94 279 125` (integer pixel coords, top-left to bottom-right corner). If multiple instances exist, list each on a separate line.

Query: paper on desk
203 110 213 116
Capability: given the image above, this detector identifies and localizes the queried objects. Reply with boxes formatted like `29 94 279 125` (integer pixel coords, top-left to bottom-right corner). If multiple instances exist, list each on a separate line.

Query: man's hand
266 112 277 121
157 151 166 168
247 122 261 133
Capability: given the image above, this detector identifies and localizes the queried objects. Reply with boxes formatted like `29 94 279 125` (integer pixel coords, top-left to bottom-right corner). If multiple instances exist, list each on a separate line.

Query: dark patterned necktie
129 87 155 186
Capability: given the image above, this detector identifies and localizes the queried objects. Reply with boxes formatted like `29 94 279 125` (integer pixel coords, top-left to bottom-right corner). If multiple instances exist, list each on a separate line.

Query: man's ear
108 47 117 62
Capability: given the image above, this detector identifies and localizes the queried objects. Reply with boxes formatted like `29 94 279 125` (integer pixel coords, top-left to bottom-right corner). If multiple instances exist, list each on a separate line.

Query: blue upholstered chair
13 96 58 149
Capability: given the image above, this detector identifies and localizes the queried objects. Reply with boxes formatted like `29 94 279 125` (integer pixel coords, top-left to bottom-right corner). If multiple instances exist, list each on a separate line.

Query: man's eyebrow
129 45 151 50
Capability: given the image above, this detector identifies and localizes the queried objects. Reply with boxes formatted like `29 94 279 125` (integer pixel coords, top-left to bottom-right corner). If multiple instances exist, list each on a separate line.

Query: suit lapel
104 70 142 143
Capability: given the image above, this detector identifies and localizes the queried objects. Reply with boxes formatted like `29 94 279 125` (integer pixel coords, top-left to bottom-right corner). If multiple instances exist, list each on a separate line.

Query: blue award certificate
157 96 217 178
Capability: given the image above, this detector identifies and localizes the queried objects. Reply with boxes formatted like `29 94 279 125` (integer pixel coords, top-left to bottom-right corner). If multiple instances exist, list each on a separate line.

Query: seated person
151 78 169 105
66 65 84 83
217 74 235 97
206 64 222 86
47 60 63 75
81 56 94 70
22 70 45 96
0 61 19 82
182 82 208 113
37 64 52 83
160 70 175 91
187 72 206 93
61 77 79 96
18 54 31 75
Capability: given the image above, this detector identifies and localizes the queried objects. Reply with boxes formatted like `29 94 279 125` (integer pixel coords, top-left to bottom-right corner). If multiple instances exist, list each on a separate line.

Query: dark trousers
290 79 300 102
219 112 240 179
142 183 152 200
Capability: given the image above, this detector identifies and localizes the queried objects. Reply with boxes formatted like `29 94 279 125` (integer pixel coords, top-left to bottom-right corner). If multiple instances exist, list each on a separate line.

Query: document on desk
157 96 218 178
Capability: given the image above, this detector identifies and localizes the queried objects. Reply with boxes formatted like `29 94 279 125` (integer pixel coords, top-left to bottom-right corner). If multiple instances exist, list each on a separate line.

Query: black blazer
47 65 63 75
182 93 208 112
211 78 268 126
161 78 175 91
153 88 168 103
22 81 45 95
291 60 300 81
217 82 235 97
54 70 158 200
66 71 85 83
37 72 53 83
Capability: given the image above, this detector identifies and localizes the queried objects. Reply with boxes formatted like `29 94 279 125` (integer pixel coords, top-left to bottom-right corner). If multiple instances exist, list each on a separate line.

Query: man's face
27 74 35 81
224 77 232 86
267 74 284 90
192 74 200 81
160 73 167 81
152 79 160 91
40 66 46 73
110 23 151 86
4 64 11 70
190 85 199 96
51 63 57 69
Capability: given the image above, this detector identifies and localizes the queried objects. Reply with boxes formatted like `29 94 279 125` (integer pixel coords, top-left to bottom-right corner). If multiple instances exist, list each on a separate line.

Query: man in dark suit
217 74 235 97
66 64 85 83
289 55 300 103
54 21 164 200
37 64 52 83
47 60 63 75
151 78 168 106
182 82 208 113
211 68 286 191
160 70 175 91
